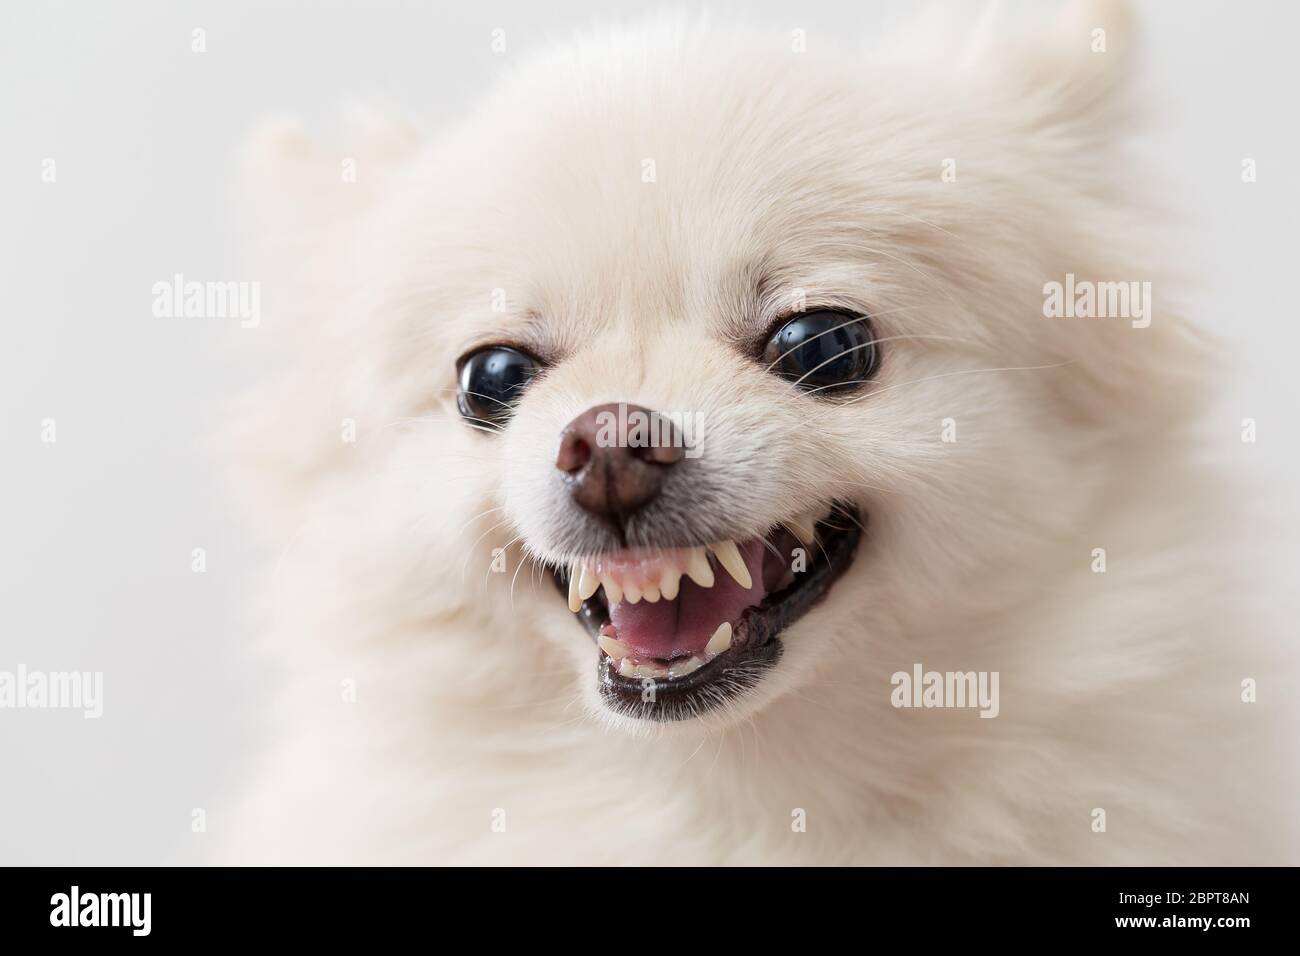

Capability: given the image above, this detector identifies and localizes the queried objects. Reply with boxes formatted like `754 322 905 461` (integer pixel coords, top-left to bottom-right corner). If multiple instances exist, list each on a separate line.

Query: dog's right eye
456 345 541 430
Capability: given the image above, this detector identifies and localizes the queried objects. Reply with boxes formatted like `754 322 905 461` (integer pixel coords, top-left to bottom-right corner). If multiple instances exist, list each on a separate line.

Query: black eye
762 310 879 393
456 345 541 429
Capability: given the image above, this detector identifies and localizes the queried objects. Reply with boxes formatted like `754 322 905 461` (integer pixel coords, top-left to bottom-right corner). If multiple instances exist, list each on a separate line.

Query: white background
1 0 1296 863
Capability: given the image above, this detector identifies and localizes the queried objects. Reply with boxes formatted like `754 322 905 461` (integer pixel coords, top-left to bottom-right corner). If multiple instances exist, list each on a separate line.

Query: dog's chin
547 502 864 724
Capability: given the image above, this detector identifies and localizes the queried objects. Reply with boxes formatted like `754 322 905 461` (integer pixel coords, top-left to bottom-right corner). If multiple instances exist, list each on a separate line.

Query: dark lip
551 503 864 721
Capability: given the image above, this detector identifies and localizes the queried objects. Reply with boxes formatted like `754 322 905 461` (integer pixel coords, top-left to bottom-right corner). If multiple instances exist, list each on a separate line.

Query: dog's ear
1005 0 1137 144
224 111 422 531
961 0 1211 429
237 109 423 334
241 107 422 226
982 0 1216 428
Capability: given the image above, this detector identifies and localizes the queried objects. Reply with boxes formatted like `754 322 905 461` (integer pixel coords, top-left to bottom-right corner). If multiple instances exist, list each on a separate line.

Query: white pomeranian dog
221 0 1295 864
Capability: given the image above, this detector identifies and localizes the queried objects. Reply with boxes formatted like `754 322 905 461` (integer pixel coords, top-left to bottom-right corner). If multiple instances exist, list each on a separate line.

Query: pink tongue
608 540 767 660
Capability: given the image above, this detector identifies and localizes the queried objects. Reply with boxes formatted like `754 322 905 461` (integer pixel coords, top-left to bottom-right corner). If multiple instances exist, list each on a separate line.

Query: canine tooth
660 568 681 601
704 621 733 656
598 634 632 660
567 563 583 612
788 514 817 545
601 576 623 604
709 540 752 589
668 656 705 678
642 584 661 602
684 547 715 588
578 565 601 601
624 582 642 604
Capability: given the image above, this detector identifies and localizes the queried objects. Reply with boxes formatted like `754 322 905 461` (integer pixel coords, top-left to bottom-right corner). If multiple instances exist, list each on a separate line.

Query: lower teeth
616 655 707 679
604 618 736 680
668 657 706 678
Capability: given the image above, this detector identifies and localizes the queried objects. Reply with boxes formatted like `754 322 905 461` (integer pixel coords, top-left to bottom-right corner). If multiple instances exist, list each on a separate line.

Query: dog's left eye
456 345 541 429
762 310 879 393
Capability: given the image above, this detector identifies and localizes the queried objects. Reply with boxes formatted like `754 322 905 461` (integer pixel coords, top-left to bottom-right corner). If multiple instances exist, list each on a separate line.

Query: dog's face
242 3 1203 733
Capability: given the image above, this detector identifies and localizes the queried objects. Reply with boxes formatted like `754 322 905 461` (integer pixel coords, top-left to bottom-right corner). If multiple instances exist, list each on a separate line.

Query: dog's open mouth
552 503 863 720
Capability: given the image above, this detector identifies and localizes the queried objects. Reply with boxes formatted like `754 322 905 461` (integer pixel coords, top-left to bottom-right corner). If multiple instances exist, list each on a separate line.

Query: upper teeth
564 507 829 610
787 513 818 545
684 547 715 588
567 571 583 613
577 565 601 602
566 539 749 608
707 540 751 590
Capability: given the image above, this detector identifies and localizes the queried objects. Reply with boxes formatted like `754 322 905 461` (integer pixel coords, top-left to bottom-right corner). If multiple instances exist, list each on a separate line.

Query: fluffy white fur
220 0 1296 864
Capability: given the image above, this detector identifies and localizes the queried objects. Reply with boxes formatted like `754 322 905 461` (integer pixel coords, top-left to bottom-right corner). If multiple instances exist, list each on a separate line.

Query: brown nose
555 403 685 518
